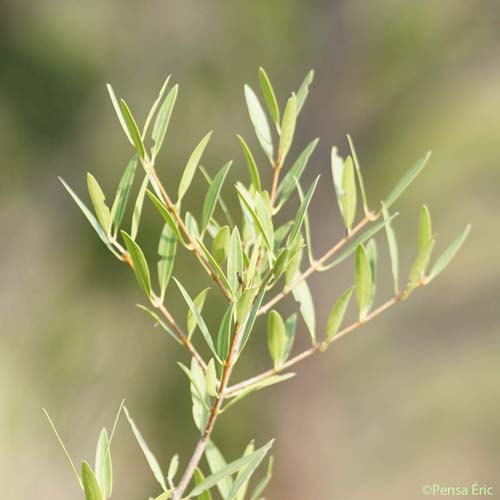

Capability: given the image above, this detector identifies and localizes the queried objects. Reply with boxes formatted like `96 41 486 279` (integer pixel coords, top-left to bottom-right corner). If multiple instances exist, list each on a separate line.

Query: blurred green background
1 1 499 498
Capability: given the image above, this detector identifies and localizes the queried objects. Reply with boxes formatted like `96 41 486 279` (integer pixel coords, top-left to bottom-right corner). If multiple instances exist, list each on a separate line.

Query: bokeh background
1 1 499 499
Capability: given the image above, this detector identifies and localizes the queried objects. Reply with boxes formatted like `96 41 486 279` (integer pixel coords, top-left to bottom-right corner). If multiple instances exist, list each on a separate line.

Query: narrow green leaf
87 173 111 233
419 204 432 252
326 287 354 341
82 462 103 500
143 75 171 139
43 409 83 490
95 429 112 499
295 70 314 115
187 288 210 338
267 310 286 368
291 278 316 343
347 134 369 215
205 440 233 499
188 441 274 498
287 176 319 245
223 375 295 412
227 227 243 295
227 442 268 500
167 454 179 484
355 245 372 320
59 178 116 254
121 231 151 296
178 131 213 202
278 94 297 162
188 358 210 430
199 166 235 227
196 238 232 292
152 84 179 157
340 156 357 231
255 192 274 254
239 282 270 356
158 223 177 301
258 67 280 128
136 304 181 344
237 135 261 191
277 138 319 208
119 99 145 159
233 441 255 500
186 212 201 241
174 278 220 362
194 469 213 500
428 225 471 282
131 175 149 240
331 146 345 203
384 151 432 208
249 457 273 500
146 190 184 243
407 239 435 291
106 83 133 146
295 180 315 264
205 359 218 398
244 85 274 163
285 240 304 287
281 314 297 364
366 238 377 310
382 203 399 294
202 162 232 233
110 156 138 236
217 304 233 362
236 184 272 252
124 407 167 491
178 362 210 412
212 226 230 266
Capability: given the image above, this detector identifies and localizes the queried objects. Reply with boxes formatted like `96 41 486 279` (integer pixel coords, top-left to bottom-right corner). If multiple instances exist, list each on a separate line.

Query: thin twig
225 287 418 397
269 157 282 209
258 212 375 315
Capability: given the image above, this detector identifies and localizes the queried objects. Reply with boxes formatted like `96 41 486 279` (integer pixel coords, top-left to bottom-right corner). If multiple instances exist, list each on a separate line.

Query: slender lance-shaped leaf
277 138 319 208
347 134 369 215
95 429 112 499
106 83 133 146
110 156 138 236
278 94 297 163
254 192 274 254
233 441 255 500
382 203 399 294
212 226 230 266
355 244 372 320
82 462 103 500
407 238 435 291
383 151 432 209
124 407 167 492
419 204 433 252
295 69 314 115
366 239 377 310
205 358 218 398
281 314 297 364
136 304 181 345
143 75 171 139
43 409 83 490
121 231 151 296
119 100 145 159
178 131 213 202
227 227 243 295
187 287 210 339
292 278 316 343
249 456 274 500
158 223 177 301
217 304 233 362
87 173 111 233
131 175 149 240
178 363 210 412
152 84 179 157
196 238 233 292
326 287 354 341
205 440 233 499
340 156 357 231
174 278 220 363
259 67 280 128
59 178 118 256
194 469 214 500
167 455 179 485
146 190 184 244
239 282 270 356
202 162 232 233
268 310 286 368
287 176 319 246
188 441 274 498
427 225 471 282
244 85 274 163
237 135 261 191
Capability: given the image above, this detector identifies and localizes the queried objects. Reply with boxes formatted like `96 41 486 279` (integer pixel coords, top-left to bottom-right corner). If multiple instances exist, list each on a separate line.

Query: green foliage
53 68 469 500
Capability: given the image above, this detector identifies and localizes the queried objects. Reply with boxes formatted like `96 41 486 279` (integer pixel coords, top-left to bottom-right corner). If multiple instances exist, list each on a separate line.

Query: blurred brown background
1 1 499 499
